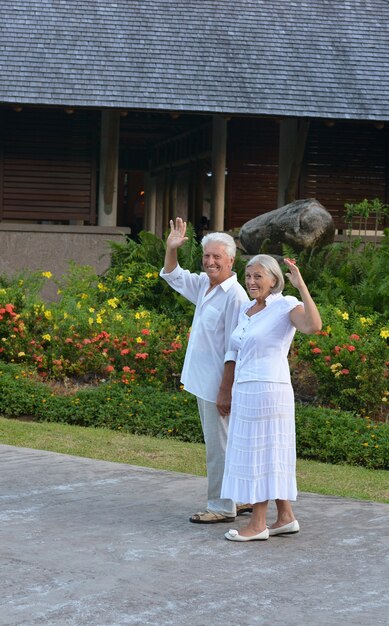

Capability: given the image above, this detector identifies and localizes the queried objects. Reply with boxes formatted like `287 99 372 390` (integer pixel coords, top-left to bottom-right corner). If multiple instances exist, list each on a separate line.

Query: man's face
202 242 234 286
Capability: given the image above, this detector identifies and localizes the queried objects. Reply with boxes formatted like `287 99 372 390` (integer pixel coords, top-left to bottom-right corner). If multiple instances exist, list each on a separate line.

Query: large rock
239 198 335 255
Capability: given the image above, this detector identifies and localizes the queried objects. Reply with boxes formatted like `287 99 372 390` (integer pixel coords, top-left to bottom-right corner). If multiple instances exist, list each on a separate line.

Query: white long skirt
221 381 297 504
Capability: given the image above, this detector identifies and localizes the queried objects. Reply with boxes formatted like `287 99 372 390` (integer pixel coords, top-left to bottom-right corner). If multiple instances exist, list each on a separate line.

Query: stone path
1 444 388 626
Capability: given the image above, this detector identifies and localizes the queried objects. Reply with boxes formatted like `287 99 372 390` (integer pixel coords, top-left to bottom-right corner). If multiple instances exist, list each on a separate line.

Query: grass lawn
1 417 388 503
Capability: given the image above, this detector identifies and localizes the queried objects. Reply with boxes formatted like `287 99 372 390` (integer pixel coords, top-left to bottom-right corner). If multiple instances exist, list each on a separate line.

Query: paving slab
0 444 388 626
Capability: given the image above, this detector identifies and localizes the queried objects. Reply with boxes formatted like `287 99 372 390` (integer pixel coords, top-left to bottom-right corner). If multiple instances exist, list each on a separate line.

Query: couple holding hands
160 218 321 542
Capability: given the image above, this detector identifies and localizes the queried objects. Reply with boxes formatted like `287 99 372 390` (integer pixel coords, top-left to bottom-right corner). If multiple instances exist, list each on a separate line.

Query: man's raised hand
167 217 189 249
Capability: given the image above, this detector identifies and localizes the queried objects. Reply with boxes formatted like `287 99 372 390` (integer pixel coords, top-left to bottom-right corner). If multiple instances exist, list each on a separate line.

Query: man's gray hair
201 232 236 258
246 254 284 293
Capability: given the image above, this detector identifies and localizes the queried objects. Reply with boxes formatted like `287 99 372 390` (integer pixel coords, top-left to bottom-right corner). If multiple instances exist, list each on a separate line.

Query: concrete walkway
0 444 388 626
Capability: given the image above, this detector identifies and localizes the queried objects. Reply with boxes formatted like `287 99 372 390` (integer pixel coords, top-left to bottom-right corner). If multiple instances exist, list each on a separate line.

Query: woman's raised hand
284 257 305 290
167 217 189 249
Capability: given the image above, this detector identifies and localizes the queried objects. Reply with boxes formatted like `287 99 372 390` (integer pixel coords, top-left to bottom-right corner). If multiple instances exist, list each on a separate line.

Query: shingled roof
1 0 389 120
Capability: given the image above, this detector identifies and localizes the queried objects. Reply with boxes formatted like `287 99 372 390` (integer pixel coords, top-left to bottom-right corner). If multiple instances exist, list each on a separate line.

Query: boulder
239 198 335 255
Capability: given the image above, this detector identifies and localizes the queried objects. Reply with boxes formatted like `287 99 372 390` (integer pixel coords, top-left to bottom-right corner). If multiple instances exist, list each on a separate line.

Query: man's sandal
189 510 235 524
236 503 253 515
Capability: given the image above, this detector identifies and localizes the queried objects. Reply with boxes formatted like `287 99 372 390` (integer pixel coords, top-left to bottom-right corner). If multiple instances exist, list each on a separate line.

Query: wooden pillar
278 119 298 207
211 116 227 231
195 161 205 226
155 174 164 238
144 172 157 233
278 119 310 206
98 110 120 226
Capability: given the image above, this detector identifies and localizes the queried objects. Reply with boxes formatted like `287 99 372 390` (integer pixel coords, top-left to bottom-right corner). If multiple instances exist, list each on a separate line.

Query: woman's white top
231 292 303 384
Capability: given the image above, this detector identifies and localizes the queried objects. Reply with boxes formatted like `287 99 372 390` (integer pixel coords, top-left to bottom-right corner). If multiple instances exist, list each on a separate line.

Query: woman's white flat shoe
225 528 269 542
268 520 300 536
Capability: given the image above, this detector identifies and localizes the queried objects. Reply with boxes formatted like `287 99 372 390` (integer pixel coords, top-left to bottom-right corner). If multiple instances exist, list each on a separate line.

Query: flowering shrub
293 305 389 419
0 267 188 389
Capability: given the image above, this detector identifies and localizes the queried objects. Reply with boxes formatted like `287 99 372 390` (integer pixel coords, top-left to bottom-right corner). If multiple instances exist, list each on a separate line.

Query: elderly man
160 217 251 523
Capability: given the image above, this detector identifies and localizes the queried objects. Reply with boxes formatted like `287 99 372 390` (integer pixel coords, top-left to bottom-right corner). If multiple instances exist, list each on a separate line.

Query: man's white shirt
160 264 248 402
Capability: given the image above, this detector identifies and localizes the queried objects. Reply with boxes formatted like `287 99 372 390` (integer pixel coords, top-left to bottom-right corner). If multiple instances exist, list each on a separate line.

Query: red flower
105 365 115 373
345 345 356 352
350 334 360 340
325 356 331 362
121 348 130 355
333 346 342 354
141 329 150 335
311 347 322 354
341 369 350 375
135 352 149 360
5 303 16 316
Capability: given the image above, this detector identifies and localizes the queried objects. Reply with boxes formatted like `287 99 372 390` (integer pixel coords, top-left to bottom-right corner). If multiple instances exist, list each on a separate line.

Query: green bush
282 232 389 315
295 405 389 470
0 363 388 469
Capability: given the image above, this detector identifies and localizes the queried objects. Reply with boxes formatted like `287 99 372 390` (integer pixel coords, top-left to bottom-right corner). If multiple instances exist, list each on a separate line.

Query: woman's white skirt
221 381 297 504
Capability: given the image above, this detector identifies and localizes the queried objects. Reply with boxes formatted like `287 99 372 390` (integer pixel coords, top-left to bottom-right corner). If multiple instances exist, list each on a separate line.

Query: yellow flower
330 363 342 371
362 443 369 447
114 313 123 321
107 298 119 309
135 312 141 320
97 283 107 292
382 397 388 403
96 315 103 324
380 329 389 339
359 317 373 326
76 302 82 309
42 334 51 341
0 288 6 296
18 351 25 357
145 272 153 279
44 310 53 320
127 277 133 284
80 293 88 300
88 317 94 325
63 312 68 319
89 307 95 313
136 337 143 343
116 275 124 282
41 271 53 279
18 280 24 286
342 312 349 320
326 325 332 334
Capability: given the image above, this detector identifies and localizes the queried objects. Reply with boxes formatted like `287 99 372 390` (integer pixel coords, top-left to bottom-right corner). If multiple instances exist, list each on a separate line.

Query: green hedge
0 363 388 470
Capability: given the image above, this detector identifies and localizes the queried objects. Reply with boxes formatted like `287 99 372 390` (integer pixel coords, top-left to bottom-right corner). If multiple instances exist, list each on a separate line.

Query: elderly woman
221 254 322 542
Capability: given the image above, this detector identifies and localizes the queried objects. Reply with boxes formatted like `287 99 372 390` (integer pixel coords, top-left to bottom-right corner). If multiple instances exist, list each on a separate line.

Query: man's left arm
216 288 248 417
216 360 236 417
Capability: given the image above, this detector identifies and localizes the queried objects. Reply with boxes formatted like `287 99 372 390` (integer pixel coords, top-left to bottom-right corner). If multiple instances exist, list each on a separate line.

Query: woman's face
245 263 276 302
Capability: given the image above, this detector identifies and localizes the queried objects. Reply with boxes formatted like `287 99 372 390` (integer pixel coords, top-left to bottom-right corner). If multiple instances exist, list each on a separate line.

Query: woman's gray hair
201 232 236 258
246 254 284 293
